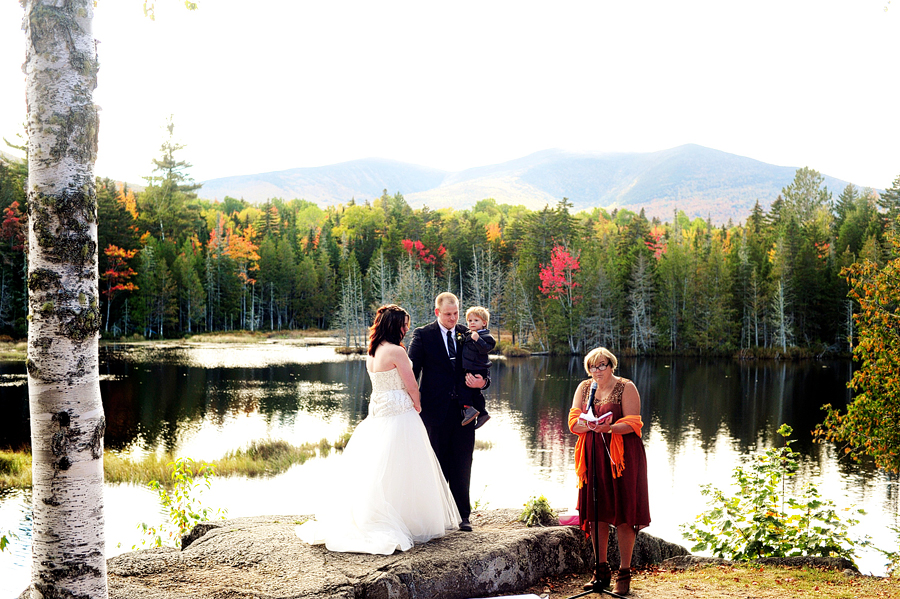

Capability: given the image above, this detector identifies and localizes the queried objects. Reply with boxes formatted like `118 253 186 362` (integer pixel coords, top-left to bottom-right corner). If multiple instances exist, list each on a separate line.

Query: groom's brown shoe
459 518 472 532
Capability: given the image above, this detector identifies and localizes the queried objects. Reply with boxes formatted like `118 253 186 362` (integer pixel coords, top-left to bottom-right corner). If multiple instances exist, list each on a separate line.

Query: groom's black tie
446 330 456 361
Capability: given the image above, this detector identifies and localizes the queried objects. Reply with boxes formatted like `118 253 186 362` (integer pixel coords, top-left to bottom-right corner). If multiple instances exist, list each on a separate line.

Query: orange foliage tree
225 224 260 330
101 245 139 333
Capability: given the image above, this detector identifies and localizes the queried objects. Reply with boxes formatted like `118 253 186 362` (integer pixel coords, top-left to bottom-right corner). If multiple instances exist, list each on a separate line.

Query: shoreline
2 331 854 361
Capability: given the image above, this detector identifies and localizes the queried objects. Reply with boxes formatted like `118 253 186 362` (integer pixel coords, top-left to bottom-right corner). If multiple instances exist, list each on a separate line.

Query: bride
296 304 460 554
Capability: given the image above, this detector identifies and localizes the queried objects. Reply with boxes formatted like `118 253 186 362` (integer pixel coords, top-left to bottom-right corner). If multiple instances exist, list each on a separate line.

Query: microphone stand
567 428 628 599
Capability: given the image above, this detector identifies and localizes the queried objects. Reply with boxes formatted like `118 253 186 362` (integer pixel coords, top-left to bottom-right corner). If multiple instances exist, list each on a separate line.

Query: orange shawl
568 407 588 488
608 414 643 478
569 408 643 486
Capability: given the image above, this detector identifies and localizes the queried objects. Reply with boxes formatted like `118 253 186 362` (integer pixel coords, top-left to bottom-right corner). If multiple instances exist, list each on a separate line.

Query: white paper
579 410 611 422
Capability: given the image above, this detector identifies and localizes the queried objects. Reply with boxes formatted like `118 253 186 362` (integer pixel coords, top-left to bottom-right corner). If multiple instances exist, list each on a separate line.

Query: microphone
588 381 598 416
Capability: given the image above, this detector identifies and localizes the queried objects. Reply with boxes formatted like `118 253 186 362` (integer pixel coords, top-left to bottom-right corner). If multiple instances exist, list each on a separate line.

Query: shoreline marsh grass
2 438 346 490
0 339 27 361
216 439 321 477
0 449 32 489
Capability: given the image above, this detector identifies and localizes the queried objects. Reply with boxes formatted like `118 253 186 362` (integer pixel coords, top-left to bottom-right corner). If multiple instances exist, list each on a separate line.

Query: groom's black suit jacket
408 321 468 428
408 320 488 520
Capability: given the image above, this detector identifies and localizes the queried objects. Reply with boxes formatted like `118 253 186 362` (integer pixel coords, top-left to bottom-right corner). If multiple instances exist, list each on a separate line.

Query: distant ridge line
196 144 855 224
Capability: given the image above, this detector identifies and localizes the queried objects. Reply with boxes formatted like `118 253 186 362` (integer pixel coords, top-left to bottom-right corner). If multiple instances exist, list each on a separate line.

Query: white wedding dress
296 366 460 554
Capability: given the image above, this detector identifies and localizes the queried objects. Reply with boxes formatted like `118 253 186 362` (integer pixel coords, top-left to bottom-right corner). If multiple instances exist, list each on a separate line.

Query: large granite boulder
20 511 690 599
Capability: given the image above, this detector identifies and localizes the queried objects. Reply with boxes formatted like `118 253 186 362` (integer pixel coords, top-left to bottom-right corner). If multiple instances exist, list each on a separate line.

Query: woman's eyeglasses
589 363 610 372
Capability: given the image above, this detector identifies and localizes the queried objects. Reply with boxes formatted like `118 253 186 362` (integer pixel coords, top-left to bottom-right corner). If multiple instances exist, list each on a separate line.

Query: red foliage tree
646 225 667 260
101 244 139 332
401 238 446 271
539 245 580 300
1 200 26 256
539 245 582 353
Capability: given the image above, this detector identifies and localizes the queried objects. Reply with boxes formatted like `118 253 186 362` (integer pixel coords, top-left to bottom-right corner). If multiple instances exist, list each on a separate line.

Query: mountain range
9 145 858 225
198 144 857 224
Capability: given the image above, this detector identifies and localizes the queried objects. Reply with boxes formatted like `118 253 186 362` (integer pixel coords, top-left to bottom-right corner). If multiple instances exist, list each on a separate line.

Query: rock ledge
94 511 687 599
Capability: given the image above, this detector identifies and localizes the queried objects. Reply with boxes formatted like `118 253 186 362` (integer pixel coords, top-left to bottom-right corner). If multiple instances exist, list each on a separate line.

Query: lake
1 342 897 597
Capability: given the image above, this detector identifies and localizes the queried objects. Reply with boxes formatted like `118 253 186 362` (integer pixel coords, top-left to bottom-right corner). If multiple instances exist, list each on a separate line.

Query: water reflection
0 347 896 596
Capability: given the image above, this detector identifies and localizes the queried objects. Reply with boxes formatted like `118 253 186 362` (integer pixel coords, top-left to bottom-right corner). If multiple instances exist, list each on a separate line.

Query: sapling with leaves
681 424 869 563
136 457 227 549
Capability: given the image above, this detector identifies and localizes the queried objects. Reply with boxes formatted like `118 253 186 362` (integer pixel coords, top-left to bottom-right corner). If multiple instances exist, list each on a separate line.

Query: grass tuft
0 450 31 488
0 339 27 361
104 452 177 485
334 346 366 355
496 343 531 357
216 439 320 477
333 431 353 451
3 437 348 490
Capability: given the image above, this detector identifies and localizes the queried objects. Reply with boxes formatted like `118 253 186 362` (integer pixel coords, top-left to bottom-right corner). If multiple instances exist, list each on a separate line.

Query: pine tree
137 116 201 242
173 238 205 334
834 183 859 232
782 167 832 226
878 173 900 234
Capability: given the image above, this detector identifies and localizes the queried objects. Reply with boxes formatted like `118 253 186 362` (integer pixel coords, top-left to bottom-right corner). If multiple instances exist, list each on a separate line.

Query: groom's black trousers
423 417 475 520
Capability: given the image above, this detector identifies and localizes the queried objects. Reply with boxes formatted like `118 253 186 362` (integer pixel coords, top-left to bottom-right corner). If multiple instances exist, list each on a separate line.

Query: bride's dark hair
368 304 409 356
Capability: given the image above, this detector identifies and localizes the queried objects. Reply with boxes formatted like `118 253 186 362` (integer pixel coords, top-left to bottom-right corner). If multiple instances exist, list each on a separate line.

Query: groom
408 292 488 532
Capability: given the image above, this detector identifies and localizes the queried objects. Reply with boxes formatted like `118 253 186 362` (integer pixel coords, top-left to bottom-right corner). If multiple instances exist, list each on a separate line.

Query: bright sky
1 1 898 192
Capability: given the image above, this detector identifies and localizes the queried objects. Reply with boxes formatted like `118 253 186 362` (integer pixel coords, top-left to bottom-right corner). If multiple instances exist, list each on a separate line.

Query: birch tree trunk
771 278 792 352
627 253 655 353
24 1 108 598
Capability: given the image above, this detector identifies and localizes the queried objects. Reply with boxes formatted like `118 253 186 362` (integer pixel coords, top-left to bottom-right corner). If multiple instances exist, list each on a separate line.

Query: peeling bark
25 1 108 598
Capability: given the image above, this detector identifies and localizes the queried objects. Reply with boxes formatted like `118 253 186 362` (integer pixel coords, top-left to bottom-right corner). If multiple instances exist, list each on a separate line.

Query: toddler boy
459 306 496 429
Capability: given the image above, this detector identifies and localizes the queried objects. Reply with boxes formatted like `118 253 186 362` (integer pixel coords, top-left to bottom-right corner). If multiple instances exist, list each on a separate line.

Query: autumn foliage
101 245 139 299
816 223 900 472
538 245 580 300
401 239 446 269
1 200 26 254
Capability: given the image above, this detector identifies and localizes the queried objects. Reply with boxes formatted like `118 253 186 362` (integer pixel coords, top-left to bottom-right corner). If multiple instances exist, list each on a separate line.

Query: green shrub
136 457 227 549
681 424 869 563
519 495 557 527
878 525 900 577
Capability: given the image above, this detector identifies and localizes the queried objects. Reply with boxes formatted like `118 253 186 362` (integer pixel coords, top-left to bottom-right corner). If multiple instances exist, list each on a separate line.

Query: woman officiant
568 347 650 596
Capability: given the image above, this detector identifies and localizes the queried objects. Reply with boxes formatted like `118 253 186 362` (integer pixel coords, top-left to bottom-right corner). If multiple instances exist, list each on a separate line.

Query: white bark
467 246 504 332
771 278 793 352
393 255 433 328
366 248 393 310
627 253 655 353
25 1 108 598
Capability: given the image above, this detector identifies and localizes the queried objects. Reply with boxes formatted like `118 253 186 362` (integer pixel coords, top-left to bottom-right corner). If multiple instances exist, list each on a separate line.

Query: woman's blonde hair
583 347 618 375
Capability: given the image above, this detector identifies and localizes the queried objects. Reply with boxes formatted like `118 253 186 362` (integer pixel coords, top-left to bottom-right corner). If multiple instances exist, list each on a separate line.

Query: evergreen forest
2 132 899 356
